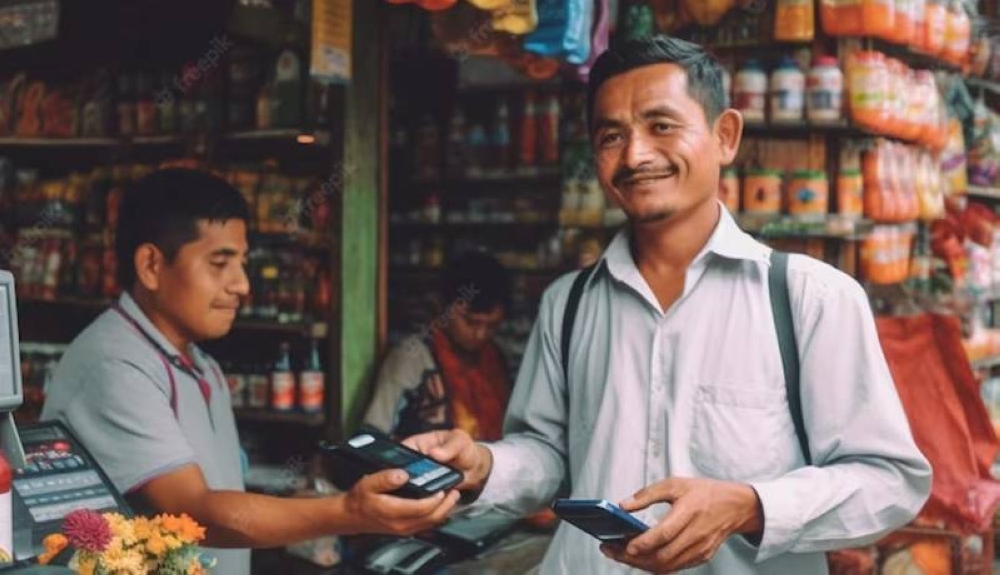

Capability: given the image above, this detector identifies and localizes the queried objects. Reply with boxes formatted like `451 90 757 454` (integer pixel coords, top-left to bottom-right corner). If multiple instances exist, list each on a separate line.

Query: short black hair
115 168 250 289
587 35 725 130
441 251 512 314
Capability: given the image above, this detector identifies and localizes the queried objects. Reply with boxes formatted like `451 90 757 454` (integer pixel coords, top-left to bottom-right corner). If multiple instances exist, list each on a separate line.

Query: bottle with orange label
271 341 295 412
775 0 815 42
821 0 863 36
862 0 896 39
837 167 865 218
888 0 915 46
942 0 970 68
298 339 325 414
742 169 783 215
924 0 947 56
911 0 928 50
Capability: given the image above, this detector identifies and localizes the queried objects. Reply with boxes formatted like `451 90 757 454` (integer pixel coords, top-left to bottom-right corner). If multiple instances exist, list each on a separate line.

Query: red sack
876 313 1000 533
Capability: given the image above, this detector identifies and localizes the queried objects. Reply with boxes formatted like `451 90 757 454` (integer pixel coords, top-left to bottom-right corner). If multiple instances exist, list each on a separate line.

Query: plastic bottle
837 167 865 218
519 92 538 171
889 0 915 46
271 342 295 412
821 0 863 36
493 102 512 174
911 0 928 51
943 0 970 67
862 0 895 39
769 57 805 123
847 51 888 131
539 94 560 166
775 0 815 42
924 0 947 56
734 60 767 123
298 339 325 414
806 56 844 123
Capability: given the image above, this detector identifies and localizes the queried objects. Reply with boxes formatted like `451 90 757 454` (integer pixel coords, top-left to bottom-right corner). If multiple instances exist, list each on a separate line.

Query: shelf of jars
0 129 332 150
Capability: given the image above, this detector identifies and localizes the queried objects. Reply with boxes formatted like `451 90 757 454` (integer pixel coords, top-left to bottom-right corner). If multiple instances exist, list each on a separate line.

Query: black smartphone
551 499 650 543
320 431 463 499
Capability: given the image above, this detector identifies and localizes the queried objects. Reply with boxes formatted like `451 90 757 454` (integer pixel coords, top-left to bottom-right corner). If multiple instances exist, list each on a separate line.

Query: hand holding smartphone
551 499 649 543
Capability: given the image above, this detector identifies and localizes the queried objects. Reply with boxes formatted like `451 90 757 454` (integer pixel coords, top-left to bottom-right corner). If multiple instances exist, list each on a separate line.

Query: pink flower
62 509 112 553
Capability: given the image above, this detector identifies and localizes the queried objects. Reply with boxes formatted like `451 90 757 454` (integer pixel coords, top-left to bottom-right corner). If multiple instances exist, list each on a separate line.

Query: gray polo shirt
41 292 249 575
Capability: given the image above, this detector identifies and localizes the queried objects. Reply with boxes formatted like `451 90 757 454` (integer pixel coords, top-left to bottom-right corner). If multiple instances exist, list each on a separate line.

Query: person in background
41 169 458 575
364 251 513 442
404 36 932 575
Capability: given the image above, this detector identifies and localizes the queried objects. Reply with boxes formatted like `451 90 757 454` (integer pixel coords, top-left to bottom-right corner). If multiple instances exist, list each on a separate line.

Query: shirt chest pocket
689 383 794 481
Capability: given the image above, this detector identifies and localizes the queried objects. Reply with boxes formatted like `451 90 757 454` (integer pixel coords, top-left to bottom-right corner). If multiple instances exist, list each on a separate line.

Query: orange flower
176 514 206 543
37 533 68 565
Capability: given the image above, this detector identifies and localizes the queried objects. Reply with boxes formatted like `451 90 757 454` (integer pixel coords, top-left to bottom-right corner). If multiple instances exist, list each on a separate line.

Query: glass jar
742 169 783 215
788 169 829 219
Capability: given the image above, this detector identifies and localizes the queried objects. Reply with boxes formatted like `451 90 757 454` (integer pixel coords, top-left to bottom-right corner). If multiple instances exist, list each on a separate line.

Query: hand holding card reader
320 431 462 499
551 499 649 544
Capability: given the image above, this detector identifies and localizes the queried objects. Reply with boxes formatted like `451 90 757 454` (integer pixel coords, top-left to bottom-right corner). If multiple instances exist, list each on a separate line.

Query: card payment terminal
11 422 131 562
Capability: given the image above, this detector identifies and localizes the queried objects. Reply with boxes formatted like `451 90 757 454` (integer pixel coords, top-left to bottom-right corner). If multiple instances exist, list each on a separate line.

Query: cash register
0 270 131 573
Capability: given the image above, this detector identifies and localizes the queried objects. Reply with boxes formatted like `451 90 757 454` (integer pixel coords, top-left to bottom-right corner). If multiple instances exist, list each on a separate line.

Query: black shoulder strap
561 264 597 383
768 250 812 464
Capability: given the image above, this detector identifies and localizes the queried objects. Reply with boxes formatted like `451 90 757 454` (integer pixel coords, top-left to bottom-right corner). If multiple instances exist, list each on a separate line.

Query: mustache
613 166 676 187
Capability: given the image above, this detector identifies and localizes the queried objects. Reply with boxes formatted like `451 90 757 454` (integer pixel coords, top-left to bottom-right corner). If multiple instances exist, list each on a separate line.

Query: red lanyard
111 303 222 427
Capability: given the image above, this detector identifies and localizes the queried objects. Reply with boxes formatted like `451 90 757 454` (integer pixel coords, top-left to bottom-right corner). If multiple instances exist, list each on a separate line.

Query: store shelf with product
968 185 1000 201
232 408 325 427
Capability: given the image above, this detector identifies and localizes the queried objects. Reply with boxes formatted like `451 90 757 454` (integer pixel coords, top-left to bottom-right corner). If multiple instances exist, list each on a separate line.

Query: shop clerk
41 169 459 575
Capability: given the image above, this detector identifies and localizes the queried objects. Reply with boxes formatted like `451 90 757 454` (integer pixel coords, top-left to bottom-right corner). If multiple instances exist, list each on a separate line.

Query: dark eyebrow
209 248 242 258
639 105 683 121
592 117 626 134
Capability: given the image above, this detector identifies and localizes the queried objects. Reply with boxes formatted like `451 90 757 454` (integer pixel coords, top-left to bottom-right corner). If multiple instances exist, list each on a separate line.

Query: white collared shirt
474 204 932 574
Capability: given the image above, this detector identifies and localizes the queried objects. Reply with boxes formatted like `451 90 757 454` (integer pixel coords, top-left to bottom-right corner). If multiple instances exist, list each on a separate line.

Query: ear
713 109 743 165
133 244 164 292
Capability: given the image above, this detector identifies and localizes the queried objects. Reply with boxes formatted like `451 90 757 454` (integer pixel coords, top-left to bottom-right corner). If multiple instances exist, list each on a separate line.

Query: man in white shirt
404 35 932 574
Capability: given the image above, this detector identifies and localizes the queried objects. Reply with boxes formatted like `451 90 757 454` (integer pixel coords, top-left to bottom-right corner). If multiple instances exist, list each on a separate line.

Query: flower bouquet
37 508 214 575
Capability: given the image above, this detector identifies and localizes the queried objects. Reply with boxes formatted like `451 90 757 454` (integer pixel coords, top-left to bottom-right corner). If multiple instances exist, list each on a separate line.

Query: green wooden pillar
335 0 382 437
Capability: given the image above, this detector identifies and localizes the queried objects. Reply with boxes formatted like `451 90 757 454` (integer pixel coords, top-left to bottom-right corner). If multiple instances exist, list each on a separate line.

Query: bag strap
768 250 812 464
561 263 597 383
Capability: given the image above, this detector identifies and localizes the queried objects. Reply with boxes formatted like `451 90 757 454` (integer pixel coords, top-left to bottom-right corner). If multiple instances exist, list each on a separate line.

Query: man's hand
337 469 459 536
402 429 493 491
600 477 763 573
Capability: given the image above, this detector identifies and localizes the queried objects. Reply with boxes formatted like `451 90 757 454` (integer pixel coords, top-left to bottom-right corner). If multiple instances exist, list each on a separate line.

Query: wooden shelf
232 319 328 338
233 408 325 427
971 355 1000 371
390 264 565 277
250 231 331 250
0 129 331 149
738 214 874 239
18 296 109 310
407 169 562 187
967 186 1000 201
223 129 331 146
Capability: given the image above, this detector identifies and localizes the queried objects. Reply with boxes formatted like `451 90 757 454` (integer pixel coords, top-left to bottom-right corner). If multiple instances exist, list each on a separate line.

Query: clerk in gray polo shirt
41 169 459 575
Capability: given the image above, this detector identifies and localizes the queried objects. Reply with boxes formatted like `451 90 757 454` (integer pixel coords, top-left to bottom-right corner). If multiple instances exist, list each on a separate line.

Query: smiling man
405 36 932 574
41 169 459 575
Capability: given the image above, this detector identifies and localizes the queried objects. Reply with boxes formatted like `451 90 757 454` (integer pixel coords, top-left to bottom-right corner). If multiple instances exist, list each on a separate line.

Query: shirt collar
591 201 769 289
116 292 198 363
